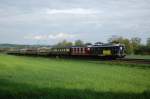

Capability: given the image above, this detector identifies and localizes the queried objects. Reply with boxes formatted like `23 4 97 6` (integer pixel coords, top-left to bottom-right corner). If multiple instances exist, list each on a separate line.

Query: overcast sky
0 0 150 45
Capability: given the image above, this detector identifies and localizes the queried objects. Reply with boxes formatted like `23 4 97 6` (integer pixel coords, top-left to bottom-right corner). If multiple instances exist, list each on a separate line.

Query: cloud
33 35 47 40
0 0 150 44
24 33 76 40
48 32 76 39
45 8 100 15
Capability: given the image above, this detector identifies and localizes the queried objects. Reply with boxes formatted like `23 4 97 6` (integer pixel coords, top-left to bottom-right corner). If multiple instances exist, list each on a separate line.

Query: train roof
92 43 125 47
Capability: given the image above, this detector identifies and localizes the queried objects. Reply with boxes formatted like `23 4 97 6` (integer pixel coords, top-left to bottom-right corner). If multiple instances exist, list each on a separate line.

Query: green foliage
108 36 150 55
134 45 150 55
147 38 150 47
133 38 150 55
108 36 133 54
54 40 73 47
0 54 150 99
131 37 141 53
74 40 84 46
85 42 92 46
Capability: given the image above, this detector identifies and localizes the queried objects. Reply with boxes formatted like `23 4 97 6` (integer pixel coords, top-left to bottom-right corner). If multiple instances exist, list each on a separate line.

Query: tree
131 37 141 54
133 38 150 55
85 42 92 46
123 38 133 54
74 40 84 46
134 45 150 55
54 40 73 47
147 38 150 47
65 42 73 47
108 35 133 54
108 35 122 44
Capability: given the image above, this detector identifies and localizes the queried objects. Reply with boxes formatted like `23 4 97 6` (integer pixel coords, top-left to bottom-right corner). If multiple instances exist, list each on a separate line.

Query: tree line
108 36 150 55
53 40 85 47
54 36 150 55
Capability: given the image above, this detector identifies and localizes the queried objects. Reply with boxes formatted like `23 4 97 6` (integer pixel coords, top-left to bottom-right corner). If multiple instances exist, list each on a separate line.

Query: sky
0 0 150 45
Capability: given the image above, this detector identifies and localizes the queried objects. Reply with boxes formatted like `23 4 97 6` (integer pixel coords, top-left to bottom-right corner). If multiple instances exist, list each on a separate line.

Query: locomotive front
90 43 126 59
116 44 126 58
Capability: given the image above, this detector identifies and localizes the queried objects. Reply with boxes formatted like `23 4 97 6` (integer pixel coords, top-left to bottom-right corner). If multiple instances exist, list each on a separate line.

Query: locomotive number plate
103 50 111 56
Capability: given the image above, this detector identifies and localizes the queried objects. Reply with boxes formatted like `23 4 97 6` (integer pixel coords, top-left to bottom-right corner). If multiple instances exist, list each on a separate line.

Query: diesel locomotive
7 43 126 59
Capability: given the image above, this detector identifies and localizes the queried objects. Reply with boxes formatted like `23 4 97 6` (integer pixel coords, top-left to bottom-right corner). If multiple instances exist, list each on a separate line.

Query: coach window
76 48 78 53
83 48 85 53
74 48 76 53
80 48 82 53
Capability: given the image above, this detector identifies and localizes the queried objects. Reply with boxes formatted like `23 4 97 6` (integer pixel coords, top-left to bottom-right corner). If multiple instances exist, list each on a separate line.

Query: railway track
115 58 150 65
67 56 150 65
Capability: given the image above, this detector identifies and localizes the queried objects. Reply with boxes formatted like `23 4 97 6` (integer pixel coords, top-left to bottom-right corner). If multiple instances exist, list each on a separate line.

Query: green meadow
0 54 150 99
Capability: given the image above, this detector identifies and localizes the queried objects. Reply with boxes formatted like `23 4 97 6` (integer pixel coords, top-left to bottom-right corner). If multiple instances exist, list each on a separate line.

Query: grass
0 54 150 99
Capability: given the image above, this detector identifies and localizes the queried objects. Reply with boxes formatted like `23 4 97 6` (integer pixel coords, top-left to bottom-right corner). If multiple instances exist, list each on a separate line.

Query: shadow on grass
0 79 150 99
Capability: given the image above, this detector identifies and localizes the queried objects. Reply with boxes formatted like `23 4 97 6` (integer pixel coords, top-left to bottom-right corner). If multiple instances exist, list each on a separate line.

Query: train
7 43 126 59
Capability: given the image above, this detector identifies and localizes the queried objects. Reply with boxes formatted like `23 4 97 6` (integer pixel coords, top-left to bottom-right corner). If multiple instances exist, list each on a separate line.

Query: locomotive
7 43 126 59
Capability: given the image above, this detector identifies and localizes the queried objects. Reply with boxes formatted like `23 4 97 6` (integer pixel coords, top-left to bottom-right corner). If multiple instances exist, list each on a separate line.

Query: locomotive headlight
120 47 123 50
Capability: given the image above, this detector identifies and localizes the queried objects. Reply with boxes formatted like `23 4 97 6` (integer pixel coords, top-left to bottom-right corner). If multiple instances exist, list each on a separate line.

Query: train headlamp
120 47 123 50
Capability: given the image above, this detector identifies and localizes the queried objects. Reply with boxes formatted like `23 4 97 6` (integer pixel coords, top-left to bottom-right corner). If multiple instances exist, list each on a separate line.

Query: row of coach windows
72 48 85 53
56 49 69 52
91 48 113 51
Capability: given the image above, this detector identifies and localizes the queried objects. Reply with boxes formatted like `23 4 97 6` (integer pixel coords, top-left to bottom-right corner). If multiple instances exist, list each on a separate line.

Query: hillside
0 44 51 48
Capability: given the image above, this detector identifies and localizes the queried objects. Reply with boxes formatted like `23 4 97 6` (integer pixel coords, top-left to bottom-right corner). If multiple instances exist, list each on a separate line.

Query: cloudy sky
0 0 150 45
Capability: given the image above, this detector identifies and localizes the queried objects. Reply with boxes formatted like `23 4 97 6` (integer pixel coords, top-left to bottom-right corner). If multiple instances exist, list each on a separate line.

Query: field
0 54 150 99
